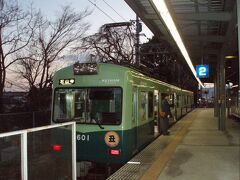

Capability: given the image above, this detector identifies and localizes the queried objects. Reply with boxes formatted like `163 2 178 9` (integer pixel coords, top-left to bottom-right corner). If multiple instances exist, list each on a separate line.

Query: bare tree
17 5 91 90
15 5 91 111
0 0 38 112
79 22 135 64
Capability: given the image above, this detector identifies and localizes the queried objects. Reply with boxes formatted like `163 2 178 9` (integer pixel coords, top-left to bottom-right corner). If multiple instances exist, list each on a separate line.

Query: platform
108 108 240 180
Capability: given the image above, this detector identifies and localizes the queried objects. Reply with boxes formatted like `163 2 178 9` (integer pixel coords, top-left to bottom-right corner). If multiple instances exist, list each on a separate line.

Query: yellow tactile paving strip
140 115 196 180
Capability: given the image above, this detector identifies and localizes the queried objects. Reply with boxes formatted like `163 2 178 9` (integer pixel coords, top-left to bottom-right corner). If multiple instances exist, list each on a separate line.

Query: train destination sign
59 78 75 85
73 62 98 75
196 64 209 78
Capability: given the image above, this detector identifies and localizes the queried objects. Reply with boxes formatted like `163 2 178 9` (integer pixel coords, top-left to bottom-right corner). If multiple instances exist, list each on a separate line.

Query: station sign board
196 64 209 78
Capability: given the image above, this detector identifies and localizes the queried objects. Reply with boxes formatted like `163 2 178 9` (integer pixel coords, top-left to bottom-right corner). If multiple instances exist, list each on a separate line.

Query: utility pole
135 15 141 67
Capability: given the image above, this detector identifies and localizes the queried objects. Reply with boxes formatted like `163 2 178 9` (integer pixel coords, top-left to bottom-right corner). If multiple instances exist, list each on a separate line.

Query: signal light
52 144 62 151
109 149 120 156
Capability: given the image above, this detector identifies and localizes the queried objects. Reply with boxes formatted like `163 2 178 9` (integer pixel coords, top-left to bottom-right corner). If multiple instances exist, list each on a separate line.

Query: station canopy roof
124 0 238 85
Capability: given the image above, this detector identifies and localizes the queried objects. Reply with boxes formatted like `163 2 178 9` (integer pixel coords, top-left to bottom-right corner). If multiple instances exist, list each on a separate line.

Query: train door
168 93 176 123
132 86 138 152
176 94 181 119
153 90 160 135
173 93 177 121
158 92 162 133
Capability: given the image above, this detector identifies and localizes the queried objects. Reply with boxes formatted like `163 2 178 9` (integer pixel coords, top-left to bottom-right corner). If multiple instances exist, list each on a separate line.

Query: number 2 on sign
199 67 207 76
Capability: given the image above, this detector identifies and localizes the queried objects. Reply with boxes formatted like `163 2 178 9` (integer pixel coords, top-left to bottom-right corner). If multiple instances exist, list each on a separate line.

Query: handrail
0 122 76 180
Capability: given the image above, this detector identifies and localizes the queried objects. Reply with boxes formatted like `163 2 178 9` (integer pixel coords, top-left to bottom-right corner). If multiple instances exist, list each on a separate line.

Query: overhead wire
87 0 141 43
87 0 116 22
102 0 128 22
87 0 138 35
87 0 139 31
5 78 28 91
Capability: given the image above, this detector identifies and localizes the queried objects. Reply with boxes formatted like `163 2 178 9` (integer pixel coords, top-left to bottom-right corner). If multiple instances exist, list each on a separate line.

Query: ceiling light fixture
225 55 237 59
151 0 204 88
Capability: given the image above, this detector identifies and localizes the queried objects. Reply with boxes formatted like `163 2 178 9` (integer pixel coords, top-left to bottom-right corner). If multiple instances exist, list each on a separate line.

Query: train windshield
53 87 122 125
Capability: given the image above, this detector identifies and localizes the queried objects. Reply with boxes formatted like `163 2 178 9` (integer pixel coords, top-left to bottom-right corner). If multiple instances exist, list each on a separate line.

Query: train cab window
74 91 86 119
55 91 74 120
53 88 122 125
89 88 122 125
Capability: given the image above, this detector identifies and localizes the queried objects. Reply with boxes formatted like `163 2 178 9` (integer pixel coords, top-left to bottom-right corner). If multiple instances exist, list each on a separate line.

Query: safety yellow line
140 117 195 180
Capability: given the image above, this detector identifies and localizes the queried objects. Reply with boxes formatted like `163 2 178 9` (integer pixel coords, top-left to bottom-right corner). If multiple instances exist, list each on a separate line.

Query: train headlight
73 62 98 75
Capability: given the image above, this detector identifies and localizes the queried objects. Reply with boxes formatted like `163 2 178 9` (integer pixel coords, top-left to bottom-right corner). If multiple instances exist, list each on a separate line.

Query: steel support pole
217 58 221 127
21 132 28 180
214 74 218 117
237 0 240 107
72 122 76 180
135 15 140 67
219 51 226 131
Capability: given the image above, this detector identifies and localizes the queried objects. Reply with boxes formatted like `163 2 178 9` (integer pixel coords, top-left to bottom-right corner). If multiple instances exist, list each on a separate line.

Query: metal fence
0 111 51 133
0 122 76 180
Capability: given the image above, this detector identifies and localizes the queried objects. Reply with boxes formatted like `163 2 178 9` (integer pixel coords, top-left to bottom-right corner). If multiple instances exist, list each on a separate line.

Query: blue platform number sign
196 65 209 78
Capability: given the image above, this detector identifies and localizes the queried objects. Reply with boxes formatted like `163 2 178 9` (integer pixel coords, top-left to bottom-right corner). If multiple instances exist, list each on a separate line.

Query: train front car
52 63 132 165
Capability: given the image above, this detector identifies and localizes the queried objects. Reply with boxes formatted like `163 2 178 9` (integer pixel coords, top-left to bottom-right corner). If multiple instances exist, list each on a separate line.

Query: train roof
54 62 193 94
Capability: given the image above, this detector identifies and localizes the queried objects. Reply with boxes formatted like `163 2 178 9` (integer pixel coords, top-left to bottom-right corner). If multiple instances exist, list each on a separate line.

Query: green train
52 62 194 164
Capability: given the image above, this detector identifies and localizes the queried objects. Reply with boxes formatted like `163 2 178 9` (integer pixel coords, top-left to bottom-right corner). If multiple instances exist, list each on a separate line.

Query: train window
177 95 180 107
183 95 186 105
169 94 174 106
58 93 67 118
148 92 154 118
74 90 86 119
54 92 74 120
153 90 159 120
89 88 122 125
53 88 122 125
132 89 138 122
140 92 147 121
89 89 114 100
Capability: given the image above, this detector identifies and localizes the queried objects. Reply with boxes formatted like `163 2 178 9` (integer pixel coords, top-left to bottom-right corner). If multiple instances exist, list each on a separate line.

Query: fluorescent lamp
225 55 237 59
151 0 204 88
